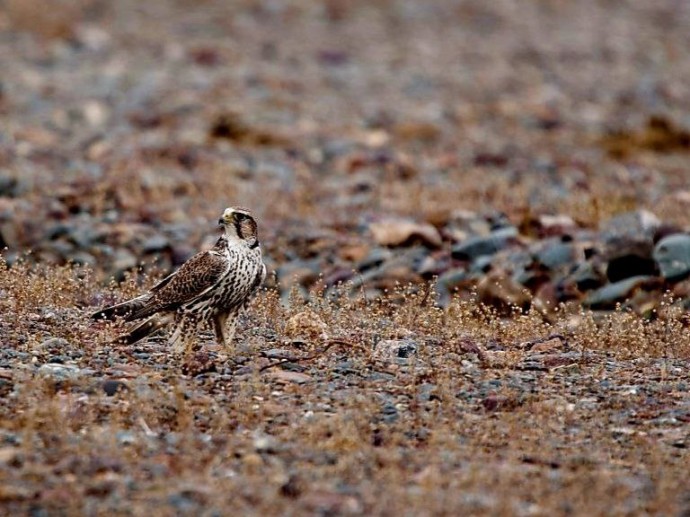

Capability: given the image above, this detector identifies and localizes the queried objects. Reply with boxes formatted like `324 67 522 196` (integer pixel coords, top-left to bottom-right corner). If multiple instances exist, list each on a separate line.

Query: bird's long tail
114 316 169 345
91 295 150 322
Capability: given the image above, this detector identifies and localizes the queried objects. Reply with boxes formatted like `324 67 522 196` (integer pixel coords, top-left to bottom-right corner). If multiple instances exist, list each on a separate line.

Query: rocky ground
1 0 690 515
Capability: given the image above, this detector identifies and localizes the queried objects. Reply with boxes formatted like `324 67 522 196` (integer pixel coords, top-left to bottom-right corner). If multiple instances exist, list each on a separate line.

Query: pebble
102 379 128 396
369 219 442 248
38 337 71 352
37 363 82 380
266 370 312 384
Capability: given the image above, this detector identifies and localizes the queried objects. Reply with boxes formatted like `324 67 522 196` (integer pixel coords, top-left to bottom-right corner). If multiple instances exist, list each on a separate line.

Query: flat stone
583 276 659 310
266 370 312 384
452 226 518 260
37 363 82 380
369 219 442 248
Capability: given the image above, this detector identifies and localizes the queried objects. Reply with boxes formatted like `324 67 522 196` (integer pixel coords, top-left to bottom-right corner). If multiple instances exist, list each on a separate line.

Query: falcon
92 207 266 354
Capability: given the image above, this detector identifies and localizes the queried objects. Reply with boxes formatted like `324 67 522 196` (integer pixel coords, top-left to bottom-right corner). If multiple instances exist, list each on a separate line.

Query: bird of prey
92 207 266 354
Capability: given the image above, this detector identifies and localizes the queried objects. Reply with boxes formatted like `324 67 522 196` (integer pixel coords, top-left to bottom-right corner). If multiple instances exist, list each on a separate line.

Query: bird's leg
224 317 237 351
213 312 237 352
213 312 228 345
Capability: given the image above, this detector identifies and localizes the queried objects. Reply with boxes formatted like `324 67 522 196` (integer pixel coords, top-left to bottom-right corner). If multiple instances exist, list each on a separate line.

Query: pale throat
224 227 249 246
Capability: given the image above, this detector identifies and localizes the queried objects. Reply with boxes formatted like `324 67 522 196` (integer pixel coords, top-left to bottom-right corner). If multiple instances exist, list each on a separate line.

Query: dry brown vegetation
1 260 689 515
1 0 690 515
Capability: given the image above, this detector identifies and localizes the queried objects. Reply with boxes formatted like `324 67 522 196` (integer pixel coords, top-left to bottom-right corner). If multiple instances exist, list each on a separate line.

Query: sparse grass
0 262 688 515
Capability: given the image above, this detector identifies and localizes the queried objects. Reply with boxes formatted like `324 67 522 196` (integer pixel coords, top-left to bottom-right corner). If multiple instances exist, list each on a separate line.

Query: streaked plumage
93 207 266 354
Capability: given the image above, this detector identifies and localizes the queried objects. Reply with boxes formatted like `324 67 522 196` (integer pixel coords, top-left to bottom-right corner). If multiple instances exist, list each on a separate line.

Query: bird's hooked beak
218 208 235 229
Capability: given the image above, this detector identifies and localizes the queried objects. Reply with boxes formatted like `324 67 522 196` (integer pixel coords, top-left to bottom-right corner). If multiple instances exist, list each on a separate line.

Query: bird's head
218 207 259 247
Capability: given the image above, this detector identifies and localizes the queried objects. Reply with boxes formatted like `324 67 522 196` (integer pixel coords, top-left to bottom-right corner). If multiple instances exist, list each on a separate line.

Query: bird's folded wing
130 251 230 319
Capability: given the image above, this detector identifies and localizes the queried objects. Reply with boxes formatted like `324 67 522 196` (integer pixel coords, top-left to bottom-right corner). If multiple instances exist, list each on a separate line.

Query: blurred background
1 0 689 311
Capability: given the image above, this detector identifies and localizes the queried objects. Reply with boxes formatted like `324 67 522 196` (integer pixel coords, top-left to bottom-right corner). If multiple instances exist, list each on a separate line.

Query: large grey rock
653 234 690 281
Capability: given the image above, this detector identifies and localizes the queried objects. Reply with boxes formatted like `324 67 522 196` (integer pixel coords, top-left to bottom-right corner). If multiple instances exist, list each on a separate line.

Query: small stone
253 433 279 453
38 337 70 352
481 351 513 369
451 226 519 260
369 219 442 248
116 431 137 445
373 339 418 361
534 214 577 237
266 370 312 384
102 379 127 396
81 100 109 127
653 234 690 281
37 363 81 380
262 348 294 360
534 241 578 270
